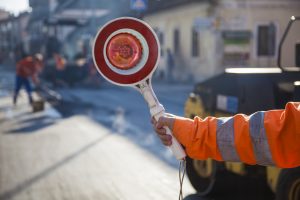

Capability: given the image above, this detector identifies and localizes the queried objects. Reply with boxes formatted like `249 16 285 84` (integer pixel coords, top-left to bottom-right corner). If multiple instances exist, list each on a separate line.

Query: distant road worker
13 54 43 105
152 102 300 168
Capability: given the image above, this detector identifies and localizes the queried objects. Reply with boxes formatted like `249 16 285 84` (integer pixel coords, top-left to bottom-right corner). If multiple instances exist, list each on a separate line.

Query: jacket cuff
173 117 194 147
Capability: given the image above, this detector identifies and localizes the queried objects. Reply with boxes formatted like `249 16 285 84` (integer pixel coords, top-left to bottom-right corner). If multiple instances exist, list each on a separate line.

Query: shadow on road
184 193 274 200
0 134 111 200
5 115 56 134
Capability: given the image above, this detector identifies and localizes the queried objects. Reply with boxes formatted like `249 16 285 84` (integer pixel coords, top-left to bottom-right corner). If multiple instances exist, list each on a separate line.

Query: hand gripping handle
154 111 186 160
139 82 186 160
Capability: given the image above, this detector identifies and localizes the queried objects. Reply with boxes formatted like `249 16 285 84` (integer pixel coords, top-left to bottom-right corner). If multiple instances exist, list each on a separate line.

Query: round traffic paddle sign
92 17 186 161
93 17 160 86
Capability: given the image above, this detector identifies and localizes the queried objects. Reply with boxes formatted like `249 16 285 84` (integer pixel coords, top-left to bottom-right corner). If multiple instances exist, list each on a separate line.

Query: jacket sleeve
172 102 300 168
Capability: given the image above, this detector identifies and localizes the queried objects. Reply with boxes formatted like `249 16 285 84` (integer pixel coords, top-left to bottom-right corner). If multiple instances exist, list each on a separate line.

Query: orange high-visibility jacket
173 102 300 168
16 57 37 78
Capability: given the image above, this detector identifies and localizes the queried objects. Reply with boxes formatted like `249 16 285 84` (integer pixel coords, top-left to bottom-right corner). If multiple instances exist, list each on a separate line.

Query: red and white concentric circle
93 17 160 86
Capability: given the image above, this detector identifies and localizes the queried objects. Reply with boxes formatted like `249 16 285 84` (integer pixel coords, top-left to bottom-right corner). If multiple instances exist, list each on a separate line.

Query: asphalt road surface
0 70 274 200
52 83 275 200
0 72 196 200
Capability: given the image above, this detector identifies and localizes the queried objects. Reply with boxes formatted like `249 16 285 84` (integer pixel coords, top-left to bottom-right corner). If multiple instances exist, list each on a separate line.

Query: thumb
157 116 175 131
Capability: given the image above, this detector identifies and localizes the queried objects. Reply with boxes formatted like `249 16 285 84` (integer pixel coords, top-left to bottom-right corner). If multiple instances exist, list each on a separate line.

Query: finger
153 123 166 134
162 140 172 146
155 127 166 135
157 116 170 129
159 133 172 142
159 134 172 146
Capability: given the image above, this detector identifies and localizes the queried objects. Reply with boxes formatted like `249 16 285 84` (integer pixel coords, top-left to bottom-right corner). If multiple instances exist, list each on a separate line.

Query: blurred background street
0 69 196 200
0 0 300 200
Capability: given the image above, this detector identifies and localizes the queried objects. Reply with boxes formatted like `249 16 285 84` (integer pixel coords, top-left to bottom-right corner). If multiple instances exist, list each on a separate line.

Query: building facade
0 11 30 63
144 0 300 82
37 0 133 60
218 0 300 70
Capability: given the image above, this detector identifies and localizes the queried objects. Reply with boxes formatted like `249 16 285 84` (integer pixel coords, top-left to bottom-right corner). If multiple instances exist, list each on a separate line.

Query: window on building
158 31 164 56
257 23 276 56
158 31 164 45
191 27 199 57
174 28 180 54
154 28 164 56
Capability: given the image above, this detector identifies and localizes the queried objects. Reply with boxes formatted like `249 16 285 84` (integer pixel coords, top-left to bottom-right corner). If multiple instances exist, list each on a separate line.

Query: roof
146 0 211 14
0 11 29 24
54 0 131 15
50 0 133 26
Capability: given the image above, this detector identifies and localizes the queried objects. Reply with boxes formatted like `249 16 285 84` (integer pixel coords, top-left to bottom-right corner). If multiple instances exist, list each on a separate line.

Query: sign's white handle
154 111 186 160
138 81 186 160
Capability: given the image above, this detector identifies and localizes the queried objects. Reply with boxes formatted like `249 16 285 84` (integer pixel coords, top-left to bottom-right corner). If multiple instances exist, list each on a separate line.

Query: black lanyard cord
178 159 186 200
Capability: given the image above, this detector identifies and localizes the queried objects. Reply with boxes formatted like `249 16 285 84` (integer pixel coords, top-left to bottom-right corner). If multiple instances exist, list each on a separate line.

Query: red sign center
106 33 142 70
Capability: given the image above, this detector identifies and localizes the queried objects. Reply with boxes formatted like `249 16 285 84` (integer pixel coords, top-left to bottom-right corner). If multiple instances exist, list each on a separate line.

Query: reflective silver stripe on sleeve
217 117 240 162
249 111 275 166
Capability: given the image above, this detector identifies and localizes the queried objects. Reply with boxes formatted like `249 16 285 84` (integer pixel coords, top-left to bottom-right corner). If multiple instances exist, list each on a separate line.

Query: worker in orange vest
53 53 66 71
13 54 43 105
152 102 300 168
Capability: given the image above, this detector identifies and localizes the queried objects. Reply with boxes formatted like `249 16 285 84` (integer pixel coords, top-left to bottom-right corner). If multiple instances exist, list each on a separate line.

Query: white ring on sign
103 28 149 76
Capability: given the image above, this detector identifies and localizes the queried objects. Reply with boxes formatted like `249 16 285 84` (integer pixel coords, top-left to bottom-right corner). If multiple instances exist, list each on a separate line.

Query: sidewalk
0 90 195 200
